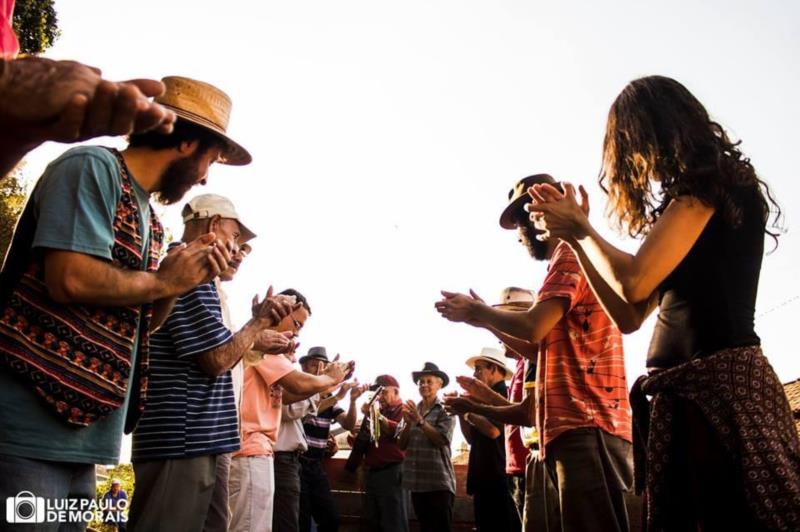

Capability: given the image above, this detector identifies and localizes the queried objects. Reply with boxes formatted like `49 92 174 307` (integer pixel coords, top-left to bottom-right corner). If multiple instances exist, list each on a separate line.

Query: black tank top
646 186 764 369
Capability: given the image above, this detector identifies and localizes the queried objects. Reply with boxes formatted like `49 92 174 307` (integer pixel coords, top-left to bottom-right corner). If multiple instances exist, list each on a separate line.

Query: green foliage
12 0 60 55
0 168 28 263
92 464 134 532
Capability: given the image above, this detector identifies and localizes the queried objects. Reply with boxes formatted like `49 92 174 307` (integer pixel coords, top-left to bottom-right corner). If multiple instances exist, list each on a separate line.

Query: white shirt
274 394 318 452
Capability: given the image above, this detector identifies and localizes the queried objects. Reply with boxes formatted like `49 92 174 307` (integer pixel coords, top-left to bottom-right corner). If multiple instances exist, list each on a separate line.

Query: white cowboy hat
466 347 514 380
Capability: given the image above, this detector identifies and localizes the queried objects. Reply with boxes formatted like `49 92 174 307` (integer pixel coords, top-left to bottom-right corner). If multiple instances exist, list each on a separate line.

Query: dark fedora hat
412 362 449 387
498 174 559 230
298 346 329 365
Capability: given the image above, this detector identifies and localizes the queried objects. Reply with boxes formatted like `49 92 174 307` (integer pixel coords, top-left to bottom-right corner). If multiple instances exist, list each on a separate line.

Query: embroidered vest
0 148 163 426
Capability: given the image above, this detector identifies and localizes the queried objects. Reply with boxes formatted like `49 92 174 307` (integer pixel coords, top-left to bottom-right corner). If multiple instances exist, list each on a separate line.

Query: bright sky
22 0 800 462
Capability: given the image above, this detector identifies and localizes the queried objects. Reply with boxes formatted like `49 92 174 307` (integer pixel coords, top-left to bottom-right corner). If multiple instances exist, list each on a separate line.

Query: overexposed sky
22 0 800 461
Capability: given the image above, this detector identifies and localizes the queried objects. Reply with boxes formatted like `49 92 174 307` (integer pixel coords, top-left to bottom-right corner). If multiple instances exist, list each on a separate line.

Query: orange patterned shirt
535 242 632 456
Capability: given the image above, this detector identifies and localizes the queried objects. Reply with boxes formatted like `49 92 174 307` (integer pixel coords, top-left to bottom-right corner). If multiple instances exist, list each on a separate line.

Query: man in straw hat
0 76 247 524
437 174 633 532
127 193 298 531
450 347 518 532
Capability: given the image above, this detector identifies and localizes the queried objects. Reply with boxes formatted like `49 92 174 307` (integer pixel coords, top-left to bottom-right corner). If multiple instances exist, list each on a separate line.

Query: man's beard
518 223 549 261
155 150 206 205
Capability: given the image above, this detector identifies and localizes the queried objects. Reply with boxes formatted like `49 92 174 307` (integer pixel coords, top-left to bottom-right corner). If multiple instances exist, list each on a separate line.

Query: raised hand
402 399 422 424
0 57 176 147
253 330 295 354
324 361 352 385
350 382 367 401
527 182 591 241
251 286 298 326
442 393 478 416
455 375 495 404
435 290 485 325
157 233 221 296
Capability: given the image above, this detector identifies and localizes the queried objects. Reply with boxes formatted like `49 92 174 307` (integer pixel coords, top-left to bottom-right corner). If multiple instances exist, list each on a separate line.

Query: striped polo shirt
302 405 344 460
132 280 240 461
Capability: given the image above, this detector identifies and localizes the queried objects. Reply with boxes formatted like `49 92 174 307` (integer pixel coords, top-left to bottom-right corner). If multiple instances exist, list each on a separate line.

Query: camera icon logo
6 491 45 523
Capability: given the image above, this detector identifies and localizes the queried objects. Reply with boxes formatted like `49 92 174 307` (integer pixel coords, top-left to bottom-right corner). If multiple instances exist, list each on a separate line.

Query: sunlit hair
599 75 781 242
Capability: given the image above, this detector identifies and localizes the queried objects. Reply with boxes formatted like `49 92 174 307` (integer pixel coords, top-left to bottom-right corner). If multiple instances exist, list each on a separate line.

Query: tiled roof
783 379 800 435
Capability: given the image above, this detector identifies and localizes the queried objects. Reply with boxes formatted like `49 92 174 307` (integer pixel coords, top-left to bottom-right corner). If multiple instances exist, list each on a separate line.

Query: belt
367 461 402 473
274 449 303 456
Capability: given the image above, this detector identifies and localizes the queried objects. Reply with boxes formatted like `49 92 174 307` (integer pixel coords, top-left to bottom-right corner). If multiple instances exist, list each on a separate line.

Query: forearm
45 252 173 306
398 423 411 450
150 296 178 331
279 371 337 398
197 318 265 377
458 415 474 444
573 226 640 303
340 400 358 431
570 241 655 333
317 396 339 412
473 306 537 343
488 327 538 361
466 413 502 439
469 398 532 427
420 421 449 447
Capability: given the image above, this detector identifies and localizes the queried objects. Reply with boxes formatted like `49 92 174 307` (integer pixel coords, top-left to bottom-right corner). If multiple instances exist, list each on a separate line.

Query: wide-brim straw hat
466 347 514 380
499 174 558 229
412 362 449 388
155 76 251 166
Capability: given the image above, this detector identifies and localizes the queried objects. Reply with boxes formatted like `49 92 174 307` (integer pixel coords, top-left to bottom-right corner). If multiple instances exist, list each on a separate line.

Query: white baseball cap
182 193 256 242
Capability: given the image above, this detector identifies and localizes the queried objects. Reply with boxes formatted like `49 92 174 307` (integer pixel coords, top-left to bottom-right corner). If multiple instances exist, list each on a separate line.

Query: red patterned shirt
535 242 632 456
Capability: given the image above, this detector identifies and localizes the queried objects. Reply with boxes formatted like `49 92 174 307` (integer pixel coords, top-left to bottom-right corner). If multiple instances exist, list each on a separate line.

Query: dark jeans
0 454 95 532
410 490 453 532
474 481 519 532
273 452 302 532
364 463 408 532
299 457 339 532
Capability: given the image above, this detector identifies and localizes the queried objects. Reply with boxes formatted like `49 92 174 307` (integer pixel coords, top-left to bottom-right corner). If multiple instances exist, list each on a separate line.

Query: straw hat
499 174 558 229
155 76 251 166
492 286 535 311
466 347 514 380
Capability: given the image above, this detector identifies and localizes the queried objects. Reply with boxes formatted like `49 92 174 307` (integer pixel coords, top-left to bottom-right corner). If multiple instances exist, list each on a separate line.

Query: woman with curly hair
528 75 799 531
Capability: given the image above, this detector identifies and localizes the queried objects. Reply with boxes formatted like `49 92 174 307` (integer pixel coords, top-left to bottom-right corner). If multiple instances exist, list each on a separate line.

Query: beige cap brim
465 355 514 380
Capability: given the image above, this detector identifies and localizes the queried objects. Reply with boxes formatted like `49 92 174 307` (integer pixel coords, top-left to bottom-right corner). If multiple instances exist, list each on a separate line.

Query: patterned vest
0 148 164 427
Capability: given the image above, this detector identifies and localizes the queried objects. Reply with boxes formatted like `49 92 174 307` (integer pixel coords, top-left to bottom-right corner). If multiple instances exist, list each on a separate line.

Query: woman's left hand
527 182 591 241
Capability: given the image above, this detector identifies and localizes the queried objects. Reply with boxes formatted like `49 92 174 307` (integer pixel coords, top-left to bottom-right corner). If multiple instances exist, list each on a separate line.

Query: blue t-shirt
0 146 151 465
132 279 240 461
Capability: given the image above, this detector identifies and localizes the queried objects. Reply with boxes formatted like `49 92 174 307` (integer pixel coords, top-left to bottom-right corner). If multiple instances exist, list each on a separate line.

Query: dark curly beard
154 149 206 205
518 222 549 261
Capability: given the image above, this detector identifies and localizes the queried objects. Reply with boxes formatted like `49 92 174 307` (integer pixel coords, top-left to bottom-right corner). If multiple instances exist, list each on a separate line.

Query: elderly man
399 362 456 532
230 293 351 532
128 194 296 531
299 347 364 532
437 174 633 532
358 375 409 532
0 76 244 527
451 348 517 532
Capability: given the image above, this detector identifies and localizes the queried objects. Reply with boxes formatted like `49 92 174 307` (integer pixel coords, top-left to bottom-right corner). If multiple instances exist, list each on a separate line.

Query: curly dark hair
599 75 781 242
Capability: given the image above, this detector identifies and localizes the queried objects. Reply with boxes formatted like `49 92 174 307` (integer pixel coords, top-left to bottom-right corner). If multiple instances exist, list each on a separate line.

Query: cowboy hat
466 347 514 380
499 174 559 229
155 76 251 166
412 362 449 387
